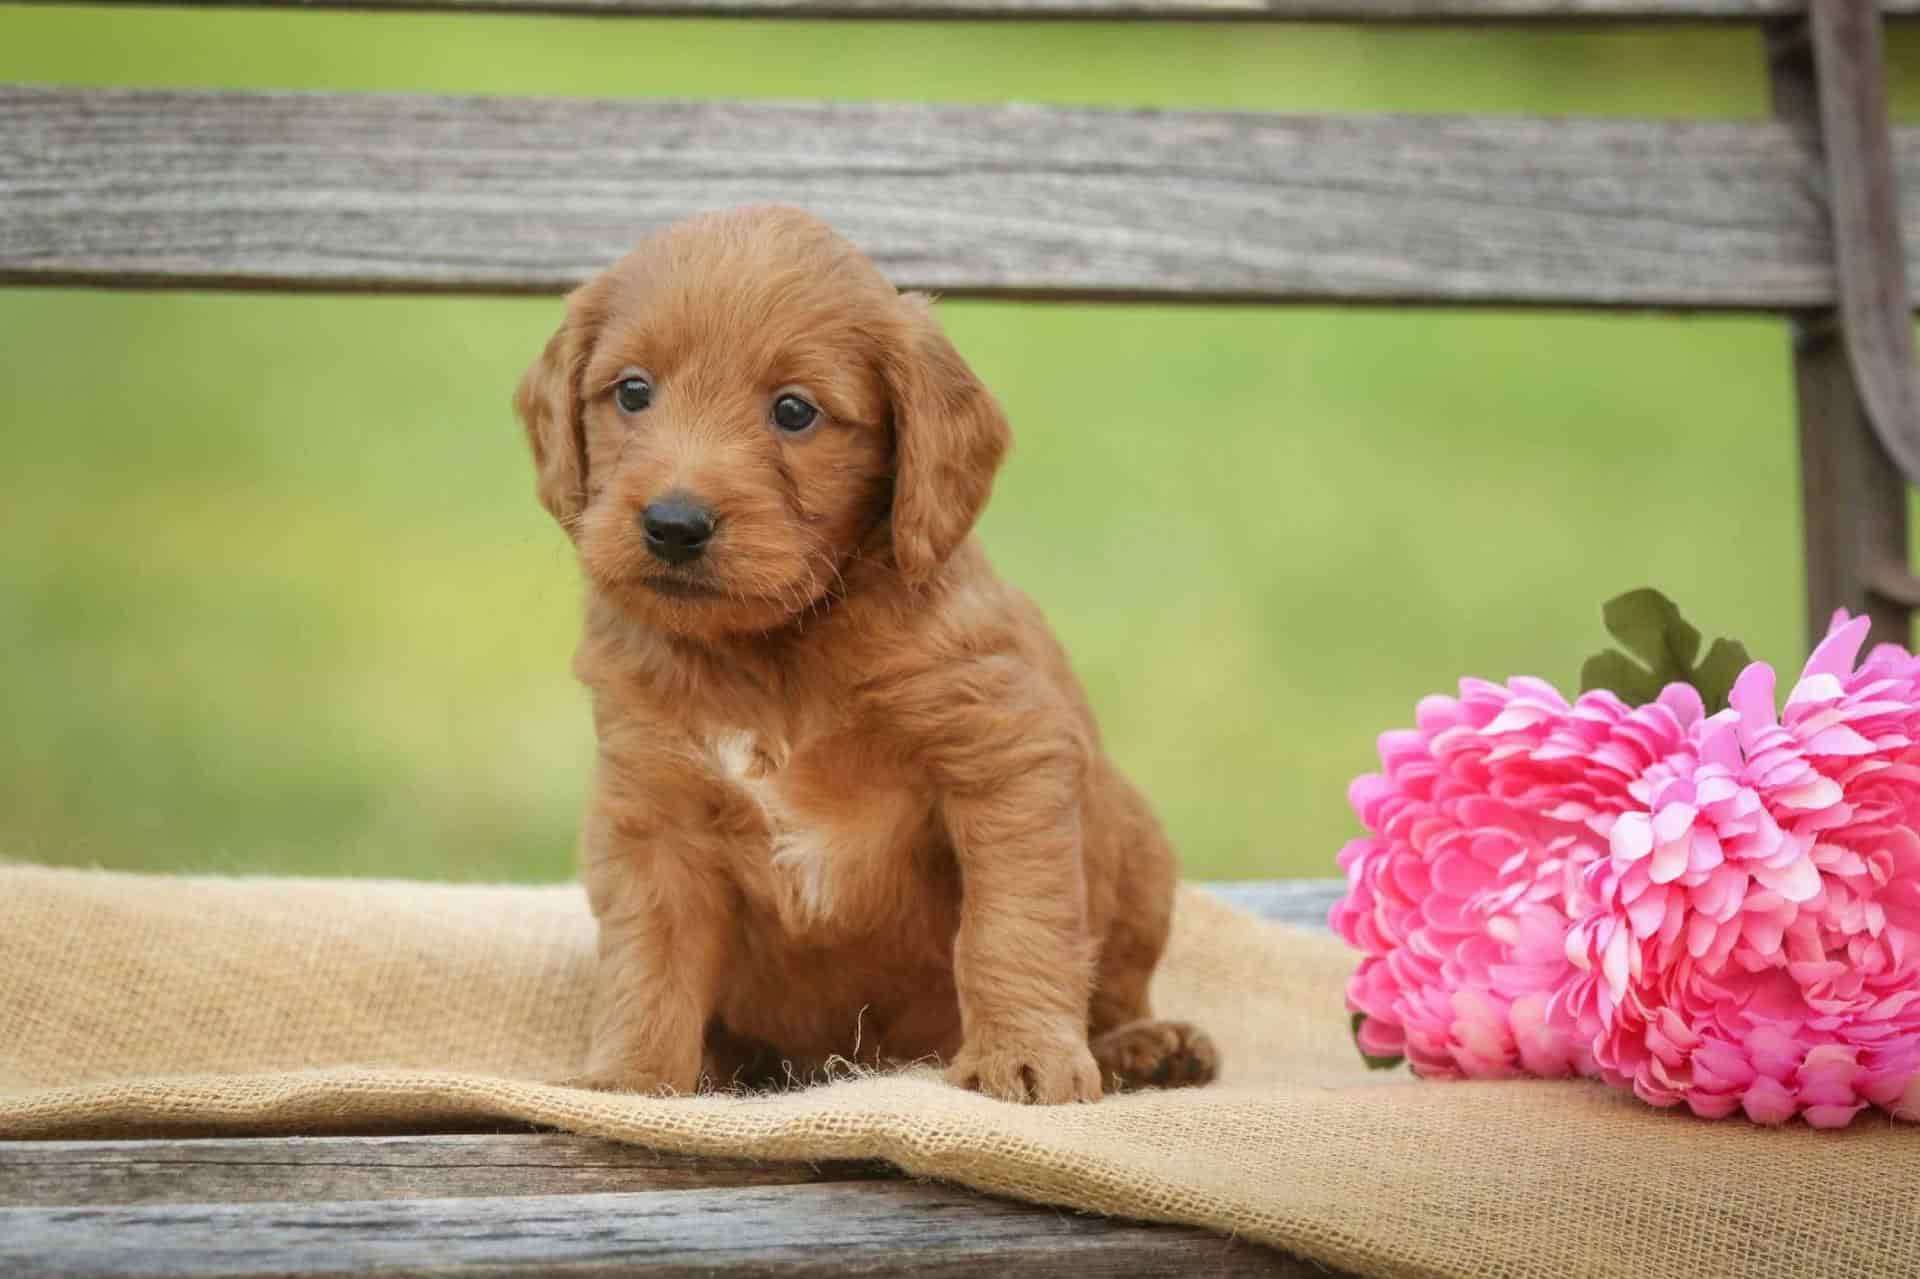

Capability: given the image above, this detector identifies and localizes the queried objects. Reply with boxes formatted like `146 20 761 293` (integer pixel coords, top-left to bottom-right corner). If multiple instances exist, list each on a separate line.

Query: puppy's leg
1087 820 1218 1092
942 804 1102 1104
568 794 732 1096
700 1021 785 1093
902 667 1101 1105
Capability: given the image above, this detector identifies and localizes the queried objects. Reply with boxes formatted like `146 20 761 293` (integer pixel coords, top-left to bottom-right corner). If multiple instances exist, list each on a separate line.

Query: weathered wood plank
1785 318 1911 649
1204 879 1342 929
1771 8 1916 652
8 0 1920 21
0 1179 1316 1276
4 85 1907 308
0 1133 892 1208
1809 1 1920 492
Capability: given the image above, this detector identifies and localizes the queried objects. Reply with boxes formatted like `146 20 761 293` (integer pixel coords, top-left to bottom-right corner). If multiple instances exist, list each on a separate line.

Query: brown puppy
516 206 1215 1103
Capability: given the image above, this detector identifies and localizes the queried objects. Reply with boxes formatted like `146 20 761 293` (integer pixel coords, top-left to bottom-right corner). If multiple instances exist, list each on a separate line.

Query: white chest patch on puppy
704 731 835 925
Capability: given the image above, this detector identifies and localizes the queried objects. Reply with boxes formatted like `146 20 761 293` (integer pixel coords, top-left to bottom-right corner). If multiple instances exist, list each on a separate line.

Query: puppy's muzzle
641 495 716 566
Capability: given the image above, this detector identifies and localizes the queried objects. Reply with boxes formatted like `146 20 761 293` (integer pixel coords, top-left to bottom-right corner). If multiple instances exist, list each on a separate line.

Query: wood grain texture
0 1179 1316 1277
1867 561 1920 607
1809 0 1920 488
8 0 1920 21
1788 318 1912 649
0 1133 892 1208
4 85 1904 308
1771 6 1916 651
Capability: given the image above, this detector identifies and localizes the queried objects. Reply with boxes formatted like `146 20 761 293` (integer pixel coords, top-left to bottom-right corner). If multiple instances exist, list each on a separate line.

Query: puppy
516 205 1216 1103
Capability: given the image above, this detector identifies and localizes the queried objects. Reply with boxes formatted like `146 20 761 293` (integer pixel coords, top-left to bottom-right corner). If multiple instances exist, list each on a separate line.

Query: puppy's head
515 206 1009 638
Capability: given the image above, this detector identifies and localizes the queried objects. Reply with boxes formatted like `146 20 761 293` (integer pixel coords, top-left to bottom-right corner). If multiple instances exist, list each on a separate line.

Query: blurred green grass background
5 9 1919 883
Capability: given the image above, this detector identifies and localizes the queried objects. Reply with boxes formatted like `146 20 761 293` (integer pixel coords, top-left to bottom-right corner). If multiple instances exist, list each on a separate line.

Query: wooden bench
5 0 1919 1273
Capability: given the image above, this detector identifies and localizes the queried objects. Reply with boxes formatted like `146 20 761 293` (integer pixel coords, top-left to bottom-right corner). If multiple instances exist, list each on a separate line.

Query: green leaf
1578 588 1754 712
1602 588 1699 681
1350 1011 1405 1072
1579 650 1663 708
1691 637 1753 714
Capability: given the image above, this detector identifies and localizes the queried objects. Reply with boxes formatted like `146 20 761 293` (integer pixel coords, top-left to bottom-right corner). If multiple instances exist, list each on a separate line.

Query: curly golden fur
515 206 1216 1103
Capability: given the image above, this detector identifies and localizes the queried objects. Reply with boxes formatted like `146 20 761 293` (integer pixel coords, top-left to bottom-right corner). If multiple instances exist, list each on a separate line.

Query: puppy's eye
614 377 653 414
771 394 819 434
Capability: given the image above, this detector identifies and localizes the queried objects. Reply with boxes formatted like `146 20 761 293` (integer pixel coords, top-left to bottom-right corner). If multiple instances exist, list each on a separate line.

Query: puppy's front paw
1091 1019 1219 1091
947 1031 1102 1104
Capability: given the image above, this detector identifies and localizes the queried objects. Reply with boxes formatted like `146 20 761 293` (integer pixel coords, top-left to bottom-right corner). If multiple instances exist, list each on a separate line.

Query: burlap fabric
3 864 1915 1276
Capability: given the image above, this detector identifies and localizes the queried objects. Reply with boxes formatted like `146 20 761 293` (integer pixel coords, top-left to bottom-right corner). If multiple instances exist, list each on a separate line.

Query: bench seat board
0 1178 1320 1276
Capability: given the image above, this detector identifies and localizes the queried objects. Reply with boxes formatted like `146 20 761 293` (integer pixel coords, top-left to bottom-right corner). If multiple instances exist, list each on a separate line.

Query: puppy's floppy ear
882 293 1012 586
512 283 602 534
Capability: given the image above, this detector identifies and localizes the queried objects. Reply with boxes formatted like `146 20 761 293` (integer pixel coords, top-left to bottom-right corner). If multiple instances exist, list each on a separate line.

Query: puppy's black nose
641 496 715 565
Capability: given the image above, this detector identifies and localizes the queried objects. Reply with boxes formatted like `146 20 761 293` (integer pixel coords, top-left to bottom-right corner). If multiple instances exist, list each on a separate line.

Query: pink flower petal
1694 773 1740 806
1483 705 1552 735
1751 855 1823 904
1649 838 1691 885
1697 716 1743 771
1657 683 1707 726
1802 613 1872 683
1741 910 1788 957
1693 864 1749 923
1804 1103 1869 1129
1741 1076 1798 1125
1800 724 1877 757
1786 673 1846 708
1626 886 1670 938
1611 813 1654 863
1687 829 1726 875
1686 912 1721 958
1652 802 1698 843
1602 926 1631 1001
1774 777 1844 811
1687 1092 1744 1120
1729 664 1780 749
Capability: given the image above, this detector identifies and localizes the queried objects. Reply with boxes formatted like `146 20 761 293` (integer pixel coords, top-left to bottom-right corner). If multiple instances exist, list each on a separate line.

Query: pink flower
1564 614 1920 1127
1332 677 1703 1080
